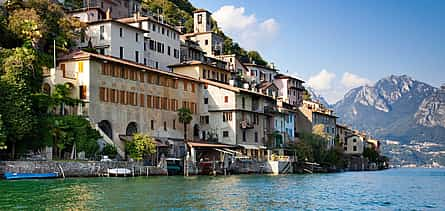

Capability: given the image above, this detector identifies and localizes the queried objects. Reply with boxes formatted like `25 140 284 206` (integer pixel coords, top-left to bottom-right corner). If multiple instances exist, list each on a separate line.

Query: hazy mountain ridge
306 87 331 108
330 75 445 166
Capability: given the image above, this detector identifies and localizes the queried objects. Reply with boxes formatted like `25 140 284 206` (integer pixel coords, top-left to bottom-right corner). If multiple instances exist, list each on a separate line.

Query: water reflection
1 168 444 210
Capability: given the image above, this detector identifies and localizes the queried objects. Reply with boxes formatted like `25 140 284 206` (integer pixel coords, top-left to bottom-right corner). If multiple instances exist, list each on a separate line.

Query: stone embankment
0 161 167 177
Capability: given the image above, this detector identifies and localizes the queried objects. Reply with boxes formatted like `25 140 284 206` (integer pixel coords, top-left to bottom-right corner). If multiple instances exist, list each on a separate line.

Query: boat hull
4 172 59 180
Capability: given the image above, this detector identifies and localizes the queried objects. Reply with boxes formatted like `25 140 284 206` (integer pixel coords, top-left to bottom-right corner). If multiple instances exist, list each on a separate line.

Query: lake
1 168 444 210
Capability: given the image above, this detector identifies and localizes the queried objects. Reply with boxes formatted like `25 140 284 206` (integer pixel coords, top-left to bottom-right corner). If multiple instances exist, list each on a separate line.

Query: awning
238 144 261 150
214 148 235 155
119 135 168 147
223 148 242 155
187 142 235 148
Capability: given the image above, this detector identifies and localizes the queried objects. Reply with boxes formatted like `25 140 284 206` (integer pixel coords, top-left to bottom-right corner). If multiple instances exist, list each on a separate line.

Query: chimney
106 8 111 20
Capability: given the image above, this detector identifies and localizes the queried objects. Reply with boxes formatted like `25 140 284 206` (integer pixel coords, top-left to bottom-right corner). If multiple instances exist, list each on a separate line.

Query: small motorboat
3 172 59 180
108 168 132 176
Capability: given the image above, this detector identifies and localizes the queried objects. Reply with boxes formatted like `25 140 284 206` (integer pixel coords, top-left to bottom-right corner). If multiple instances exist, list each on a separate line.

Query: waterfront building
77 18 147 65
182 9 224 57
180 39 205 63
366 138 381 153
169 63 276 160
344 133 365 155
273 73 305 107
117 14 182 71
82 0 141 19
215 54 250 87
68 7 105 22
299 100 338 148
243 63 278 85
43 50 201 158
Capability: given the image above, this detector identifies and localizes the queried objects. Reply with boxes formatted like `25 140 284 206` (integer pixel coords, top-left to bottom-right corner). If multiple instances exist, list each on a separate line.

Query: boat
108 168 132 176
165 158 182 175
3 172 59 180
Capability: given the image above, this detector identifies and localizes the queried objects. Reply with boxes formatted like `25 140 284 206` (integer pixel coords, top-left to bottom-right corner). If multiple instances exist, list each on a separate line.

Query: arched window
99 120 113 139
126 122 138 136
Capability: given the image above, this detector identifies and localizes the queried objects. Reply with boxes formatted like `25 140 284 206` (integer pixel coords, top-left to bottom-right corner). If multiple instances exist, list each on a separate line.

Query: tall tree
0 115 6 150
177 108 193 142
177 107 192 176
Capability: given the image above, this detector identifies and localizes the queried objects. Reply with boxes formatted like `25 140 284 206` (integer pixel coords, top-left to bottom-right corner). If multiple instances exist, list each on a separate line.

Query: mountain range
310 75 445 167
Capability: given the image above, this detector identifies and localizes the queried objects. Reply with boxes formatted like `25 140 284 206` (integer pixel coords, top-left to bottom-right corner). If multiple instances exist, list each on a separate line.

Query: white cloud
341 72 373 89
307 69 336 91
212 5 279 49
307 70 373 104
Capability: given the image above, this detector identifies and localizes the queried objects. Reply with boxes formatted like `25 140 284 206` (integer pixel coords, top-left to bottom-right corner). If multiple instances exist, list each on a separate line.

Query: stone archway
98 120 113 139
126 122 138 136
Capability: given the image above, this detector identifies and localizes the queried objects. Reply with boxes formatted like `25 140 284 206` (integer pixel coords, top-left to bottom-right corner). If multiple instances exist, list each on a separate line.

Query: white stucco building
118 14 181 71
79 19 147 65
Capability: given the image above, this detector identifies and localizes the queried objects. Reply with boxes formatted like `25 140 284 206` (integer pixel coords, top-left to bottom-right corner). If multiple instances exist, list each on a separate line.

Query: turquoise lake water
0 168 444 210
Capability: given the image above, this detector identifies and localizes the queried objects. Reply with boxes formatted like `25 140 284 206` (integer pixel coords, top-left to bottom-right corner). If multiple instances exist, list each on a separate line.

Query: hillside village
0 0 387 174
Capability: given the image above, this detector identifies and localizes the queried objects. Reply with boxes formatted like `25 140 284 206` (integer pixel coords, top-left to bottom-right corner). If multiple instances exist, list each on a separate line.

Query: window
242 130 246 142
191 83 195 92
255 132 258 142
99 87 106 101
242 97 245 109
353 138 357 143
135 51 139 63
205 39 208 45
147 95 152 108
79 85 87 99
144 42 147 51
78 62 84 73
183 80 188 91
136 33 139 42
167 46 171 56
174 49 179 58
100 25 104 40
161 27 164 34
99 48 105 55
202 70 207 79
197 14 202 24
151 120 154 130
149 40 155 50
353 146 357 151
156 42 162 53
120 47 124 59
152 23 156 31
164 121 167 131
223 131 229 137
204 98 208 104
139 94 144 107
119 28 123 37
224 96 228 103
223 112 232 122
144 58 147 65
173 119 176 129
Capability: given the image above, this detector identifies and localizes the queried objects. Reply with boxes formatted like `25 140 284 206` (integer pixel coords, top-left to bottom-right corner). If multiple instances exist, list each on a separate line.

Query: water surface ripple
0 168 444 210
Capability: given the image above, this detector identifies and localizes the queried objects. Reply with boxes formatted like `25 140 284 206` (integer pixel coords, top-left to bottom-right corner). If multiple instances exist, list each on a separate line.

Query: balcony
264 105 277 113
240 120 254 129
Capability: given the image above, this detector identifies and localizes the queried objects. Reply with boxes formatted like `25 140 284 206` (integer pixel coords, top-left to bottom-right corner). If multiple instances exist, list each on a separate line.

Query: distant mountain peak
334 74 444 145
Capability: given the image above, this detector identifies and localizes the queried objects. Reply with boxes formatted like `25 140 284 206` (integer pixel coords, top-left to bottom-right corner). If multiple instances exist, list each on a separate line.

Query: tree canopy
126 133 157 161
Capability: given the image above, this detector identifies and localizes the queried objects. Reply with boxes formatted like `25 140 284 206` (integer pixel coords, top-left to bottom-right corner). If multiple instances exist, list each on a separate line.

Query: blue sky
190 0 445 103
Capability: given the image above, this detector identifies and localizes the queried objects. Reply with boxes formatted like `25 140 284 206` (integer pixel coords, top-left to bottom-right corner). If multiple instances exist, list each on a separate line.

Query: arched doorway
193 124 200 137
126 122 138 136
42 83 51 95
98 120 113 139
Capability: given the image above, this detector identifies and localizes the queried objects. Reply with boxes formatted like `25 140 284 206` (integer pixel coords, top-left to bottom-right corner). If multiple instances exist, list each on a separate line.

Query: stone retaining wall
0 161 167 177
